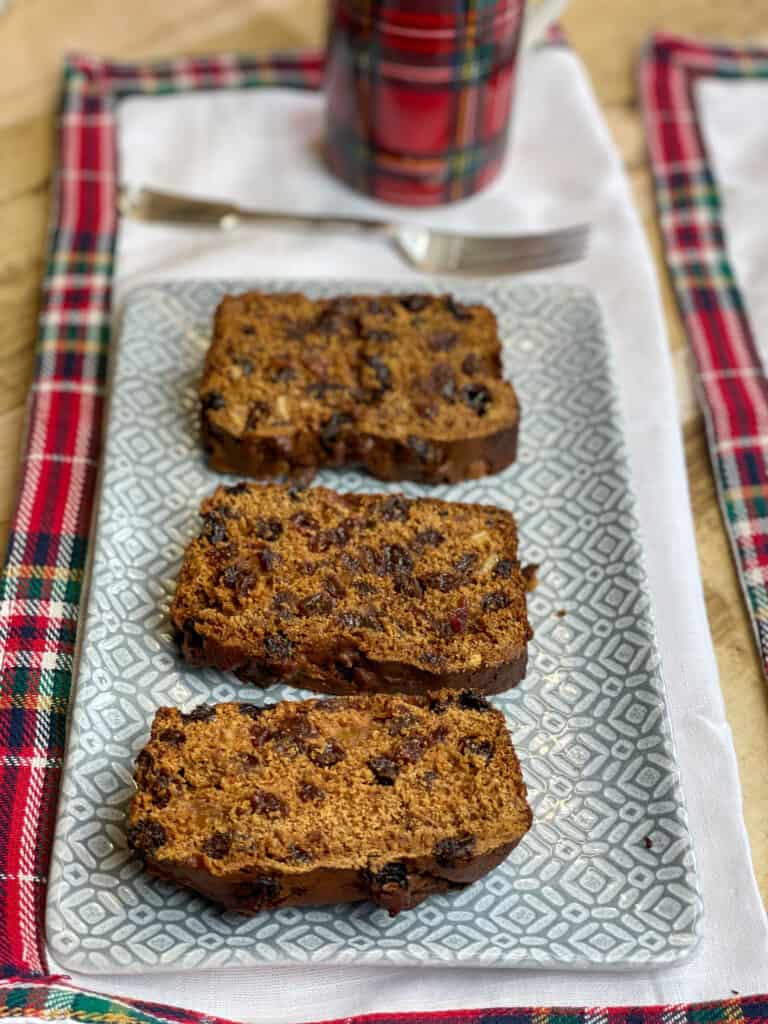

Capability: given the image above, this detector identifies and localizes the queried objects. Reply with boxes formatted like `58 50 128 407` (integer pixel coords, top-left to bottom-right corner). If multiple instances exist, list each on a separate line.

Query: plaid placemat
0 51 322 981
639 32 768 676
0 981 766 1024
0 41 764 1024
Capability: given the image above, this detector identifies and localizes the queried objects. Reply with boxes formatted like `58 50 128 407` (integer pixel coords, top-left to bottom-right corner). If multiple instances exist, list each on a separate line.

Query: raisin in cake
126 692 533 915
170 483 533 696
200 291 519 484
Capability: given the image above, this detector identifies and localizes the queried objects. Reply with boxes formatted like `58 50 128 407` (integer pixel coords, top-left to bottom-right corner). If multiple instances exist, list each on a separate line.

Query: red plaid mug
324 0 567 206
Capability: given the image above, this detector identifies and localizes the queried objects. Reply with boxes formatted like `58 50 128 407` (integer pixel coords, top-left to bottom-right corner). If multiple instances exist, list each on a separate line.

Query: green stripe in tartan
713 61 768 78
688 1005 742 1024
656 182 720 213
714 448 768 642
109 66 320 100
0 983 171 1024
336 48 509 84
0 986 767 1024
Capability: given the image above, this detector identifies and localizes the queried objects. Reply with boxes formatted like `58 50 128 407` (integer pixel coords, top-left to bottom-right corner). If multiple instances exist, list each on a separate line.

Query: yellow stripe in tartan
725 485 768 500
0 1011 146 1024
0 693 70 713
40 339 104 354
723 997 745 1024
3 565 83 582
52 250 112 270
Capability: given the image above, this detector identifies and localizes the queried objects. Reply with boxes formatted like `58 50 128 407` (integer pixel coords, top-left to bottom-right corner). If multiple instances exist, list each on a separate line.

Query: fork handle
229 209 394 236
119 186 394 236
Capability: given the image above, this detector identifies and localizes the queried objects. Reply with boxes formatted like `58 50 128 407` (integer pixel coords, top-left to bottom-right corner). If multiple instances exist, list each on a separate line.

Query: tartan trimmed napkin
0 39 765 1024
639 32 768 676
0 980 766 1024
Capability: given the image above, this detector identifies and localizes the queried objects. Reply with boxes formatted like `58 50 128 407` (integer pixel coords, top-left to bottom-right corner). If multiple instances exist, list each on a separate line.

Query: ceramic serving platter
46 279 702 974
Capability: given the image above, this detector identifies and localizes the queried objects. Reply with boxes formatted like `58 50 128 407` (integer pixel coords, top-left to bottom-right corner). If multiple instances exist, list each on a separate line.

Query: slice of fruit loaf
200 291 519 484
126 691 533 915
170 483 533 696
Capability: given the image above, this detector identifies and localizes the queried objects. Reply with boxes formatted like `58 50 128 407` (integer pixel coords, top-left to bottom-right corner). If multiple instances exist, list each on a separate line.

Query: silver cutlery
118 185 589 275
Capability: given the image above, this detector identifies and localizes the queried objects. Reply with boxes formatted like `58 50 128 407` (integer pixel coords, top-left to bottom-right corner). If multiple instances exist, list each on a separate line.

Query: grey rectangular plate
46 279 702 974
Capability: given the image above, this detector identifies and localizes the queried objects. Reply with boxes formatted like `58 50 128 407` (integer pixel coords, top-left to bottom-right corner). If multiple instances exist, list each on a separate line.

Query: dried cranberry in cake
250 789 287 816
171 483 531 697
239 704 266 719
449 606 469 634
126 818 167 857
433 833 476 867
455 553 478 575
458 691 492 712
407 435 436 464
482 590 510 613
308 739 346 767
381 494 410 521
444 296 473 320
428 329 458 352
368 756 400 785
459 736 494 763
158 728 185 746
462 383 492 416
127 694 532 915
299 591 335 616
298 781 325 803
462 353 480 375
202 391 226 411
400 294 429 312
201 291 519 485
492 558 517 579
182 704 216 724
263 631 294 663
411 528 444 552
254 517 283 541
202 830 232 860
238 875 282 908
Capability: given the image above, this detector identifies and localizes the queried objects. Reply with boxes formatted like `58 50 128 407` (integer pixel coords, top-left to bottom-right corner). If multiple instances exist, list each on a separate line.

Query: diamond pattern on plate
46 280 702 974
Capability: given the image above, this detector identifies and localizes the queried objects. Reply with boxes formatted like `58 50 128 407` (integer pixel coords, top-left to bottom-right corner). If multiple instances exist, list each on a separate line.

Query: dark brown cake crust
176 622 528 696
200 291 520 484
143 842 518 915
126 693 533 915
170 483 533 697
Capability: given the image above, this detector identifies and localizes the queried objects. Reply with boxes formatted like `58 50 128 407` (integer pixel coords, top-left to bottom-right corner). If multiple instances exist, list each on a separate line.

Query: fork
118 186 589 275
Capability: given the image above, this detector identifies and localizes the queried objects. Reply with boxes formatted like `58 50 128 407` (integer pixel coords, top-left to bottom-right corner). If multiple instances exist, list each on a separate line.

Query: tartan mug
324 0 568 206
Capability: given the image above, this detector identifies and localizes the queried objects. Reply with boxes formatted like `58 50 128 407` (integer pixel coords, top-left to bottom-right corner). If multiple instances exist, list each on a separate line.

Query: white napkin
56 45 768 1022
696 78 768 366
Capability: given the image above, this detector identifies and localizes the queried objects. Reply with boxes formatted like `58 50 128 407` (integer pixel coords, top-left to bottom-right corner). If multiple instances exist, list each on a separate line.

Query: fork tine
412 228 587 274
449 248 586 275
400 224 589 274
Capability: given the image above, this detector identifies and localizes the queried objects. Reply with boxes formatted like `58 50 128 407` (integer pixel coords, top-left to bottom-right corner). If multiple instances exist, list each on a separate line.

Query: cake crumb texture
126 691 533 915
200 291 520 484
170 483 533 696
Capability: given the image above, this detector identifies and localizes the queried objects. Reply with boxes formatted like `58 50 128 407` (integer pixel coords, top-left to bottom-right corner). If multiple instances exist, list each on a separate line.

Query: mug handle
520 0 569 49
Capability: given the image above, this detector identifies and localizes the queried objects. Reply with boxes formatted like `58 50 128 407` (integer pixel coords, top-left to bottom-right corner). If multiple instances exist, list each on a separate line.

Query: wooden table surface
2 0 767 902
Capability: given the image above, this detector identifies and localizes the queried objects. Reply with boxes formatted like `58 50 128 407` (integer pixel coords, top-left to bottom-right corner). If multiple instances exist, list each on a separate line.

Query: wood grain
1 0 766 902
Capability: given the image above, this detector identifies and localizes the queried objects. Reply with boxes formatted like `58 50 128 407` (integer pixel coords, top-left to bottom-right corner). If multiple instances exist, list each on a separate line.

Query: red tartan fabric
0 36 765 1024
639 33 768 676
0 51 322 981
0 979 767 1024
325 0 525 203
